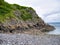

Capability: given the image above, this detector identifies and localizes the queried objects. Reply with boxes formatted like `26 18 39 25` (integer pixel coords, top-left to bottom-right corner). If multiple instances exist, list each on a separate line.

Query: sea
48 22 60 35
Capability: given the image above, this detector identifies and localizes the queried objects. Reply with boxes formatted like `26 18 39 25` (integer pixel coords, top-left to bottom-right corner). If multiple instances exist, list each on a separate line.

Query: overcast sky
5 0 60 22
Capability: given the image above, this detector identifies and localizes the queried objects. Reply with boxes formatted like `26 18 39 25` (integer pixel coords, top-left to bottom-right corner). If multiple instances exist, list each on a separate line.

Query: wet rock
0 39 3 44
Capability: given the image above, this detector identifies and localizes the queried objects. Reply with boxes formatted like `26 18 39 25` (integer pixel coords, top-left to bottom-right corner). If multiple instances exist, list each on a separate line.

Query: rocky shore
0 0 57 45
0 33 60 45
0 0 55 33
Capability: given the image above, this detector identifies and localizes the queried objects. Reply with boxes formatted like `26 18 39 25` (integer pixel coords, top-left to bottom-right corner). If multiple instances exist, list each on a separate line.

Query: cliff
0 0 55 33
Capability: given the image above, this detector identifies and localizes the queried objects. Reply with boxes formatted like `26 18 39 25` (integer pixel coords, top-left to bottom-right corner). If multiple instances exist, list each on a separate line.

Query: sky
5 0 60 22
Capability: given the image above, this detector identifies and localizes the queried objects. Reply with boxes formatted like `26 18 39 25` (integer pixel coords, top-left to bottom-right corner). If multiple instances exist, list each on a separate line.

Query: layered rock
0 0 55 33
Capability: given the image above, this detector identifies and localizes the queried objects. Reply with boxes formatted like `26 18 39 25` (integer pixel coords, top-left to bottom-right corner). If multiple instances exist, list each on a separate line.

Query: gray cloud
44 11 60 17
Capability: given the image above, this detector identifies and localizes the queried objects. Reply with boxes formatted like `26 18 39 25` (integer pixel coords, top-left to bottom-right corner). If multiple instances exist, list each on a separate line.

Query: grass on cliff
13 4 33 21
0 0 35 22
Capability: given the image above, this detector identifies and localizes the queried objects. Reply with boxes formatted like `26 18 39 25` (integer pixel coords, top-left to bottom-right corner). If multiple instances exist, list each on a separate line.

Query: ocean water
48 22 60 35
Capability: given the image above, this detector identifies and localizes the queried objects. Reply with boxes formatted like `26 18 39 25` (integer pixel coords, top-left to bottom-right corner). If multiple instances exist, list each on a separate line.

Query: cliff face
0 0 55 33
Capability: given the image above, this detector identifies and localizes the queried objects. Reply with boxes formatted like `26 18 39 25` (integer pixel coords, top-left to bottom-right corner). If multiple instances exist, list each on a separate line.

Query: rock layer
0 0 55 33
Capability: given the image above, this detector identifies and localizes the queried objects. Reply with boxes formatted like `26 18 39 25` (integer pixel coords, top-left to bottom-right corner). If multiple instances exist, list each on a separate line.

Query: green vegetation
13 4 27 10
21 14 32 21
0 6 10 15
0 0 35 22
0 0 4 5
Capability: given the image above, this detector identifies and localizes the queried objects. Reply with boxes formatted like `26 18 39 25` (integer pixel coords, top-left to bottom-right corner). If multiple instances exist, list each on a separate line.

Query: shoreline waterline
48 23 60 35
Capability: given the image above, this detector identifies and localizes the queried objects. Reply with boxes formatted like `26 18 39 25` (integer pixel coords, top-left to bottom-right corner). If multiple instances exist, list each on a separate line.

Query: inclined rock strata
0 0 55 33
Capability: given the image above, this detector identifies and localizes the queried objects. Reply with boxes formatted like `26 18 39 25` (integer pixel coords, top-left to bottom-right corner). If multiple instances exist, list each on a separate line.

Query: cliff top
0 0 36 23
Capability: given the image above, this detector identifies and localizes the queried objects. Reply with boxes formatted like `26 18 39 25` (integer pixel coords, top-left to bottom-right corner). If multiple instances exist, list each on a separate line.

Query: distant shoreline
48 22 60 24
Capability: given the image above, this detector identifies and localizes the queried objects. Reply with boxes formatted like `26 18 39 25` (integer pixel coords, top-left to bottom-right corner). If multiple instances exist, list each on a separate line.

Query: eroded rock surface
0 0 55 33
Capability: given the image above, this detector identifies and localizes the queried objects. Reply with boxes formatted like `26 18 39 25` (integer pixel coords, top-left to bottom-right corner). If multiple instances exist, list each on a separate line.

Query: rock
0 34 60 45
0 39 3 44
0 0 55 33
